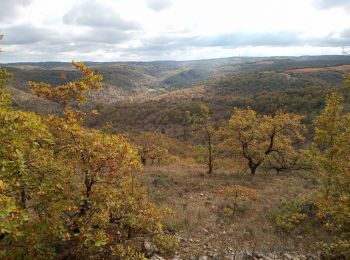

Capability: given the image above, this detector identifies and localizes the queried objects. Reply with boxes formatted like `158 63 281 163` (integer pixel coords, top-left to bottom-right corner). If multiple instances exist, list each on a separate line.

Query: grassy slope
140 164 322 258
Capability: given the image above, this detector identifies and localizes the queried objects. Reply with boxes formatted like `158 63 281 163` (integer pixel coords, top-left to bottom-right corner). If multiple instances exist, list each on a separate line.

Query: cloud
145 0 173 12
0 0 32 21
1 24 51 45
72 28 135 44
313 0 350 10
63 0 140 30
124 30 350 58
134 31 305 54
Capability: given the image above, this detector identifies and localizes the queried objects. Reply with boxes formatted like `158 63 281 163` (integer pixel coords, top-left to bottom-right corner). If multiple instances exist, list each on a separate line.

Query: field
287 64 350 73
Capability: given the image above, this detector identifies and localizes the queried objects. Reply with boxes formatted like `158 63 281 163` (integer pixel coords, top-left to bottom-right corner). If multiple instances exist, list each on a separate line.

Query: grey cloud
134 31 305 53
72 28 135 44
146 0 173 12
0 0 32 21
313 0 350 10
1 24 51 45
126 30 350 57
63 0 140 30
195 32 304 47
341 28 350 38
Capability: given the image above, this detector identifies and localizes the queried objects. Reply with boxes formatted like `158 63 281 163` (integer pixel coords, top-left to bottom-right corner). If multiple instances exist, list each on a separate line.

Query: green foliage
163 69 210 88
189 103 216 173
272 200 308 237
210 72 319 96
0 67 13 108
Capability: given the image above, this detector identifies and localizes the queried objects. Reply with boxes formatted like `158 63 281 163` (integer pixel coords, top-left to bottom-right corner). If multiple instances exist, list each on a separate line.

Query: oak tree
219 108 304 175
189 103 216 174
312 92 350 258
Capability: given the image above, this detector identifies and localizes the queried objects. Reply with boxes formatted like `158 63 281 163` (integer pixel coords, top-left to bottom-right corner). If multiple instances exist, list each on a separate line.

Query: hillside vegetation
1 55 350 259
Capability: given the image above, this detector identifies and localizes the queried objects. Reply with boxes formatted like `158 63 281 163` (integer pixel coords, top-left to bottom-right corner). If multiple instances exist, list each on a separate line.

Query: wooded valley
1 52 350 259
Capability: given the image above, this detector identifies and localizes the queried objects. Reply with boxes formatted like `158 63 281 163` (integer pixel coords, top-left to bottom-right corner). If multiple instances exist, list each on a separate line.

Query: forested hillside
1 54 350 259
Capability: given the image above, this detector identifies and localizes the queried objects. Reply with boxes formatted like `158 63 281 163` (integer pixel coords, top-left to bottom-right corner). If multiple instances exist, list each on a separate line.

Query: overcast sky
1 0 350 62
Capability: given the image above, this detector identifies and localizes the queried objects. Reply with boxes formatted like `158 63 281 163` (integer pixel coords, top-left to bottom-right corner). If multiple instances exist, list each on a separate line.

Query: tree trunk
20 188 26 209
141 156 146 165
207 132 213 174
248 160 259 176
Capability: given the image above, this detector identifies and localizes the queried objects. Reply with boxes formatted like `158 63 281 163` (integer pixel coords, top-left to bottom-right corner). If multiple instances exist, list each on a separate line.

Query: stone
143 240 158 257
283 252 295 260
150 254 165 260
202 228 209 234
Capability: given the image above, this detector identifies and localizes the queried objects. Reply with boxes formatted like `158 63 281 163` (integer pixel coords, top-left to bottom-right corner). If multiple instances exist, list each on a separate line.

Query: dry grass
138 163 321 258
287 64 350 73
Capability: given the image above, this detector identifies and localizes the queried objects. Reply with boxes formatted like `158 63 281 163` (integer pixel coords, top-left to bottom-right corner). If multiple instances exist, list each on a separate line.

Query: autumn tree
131 131 173 166
312 92 350 258
272 200 307 256
263 149 312 174
0 55 175 258
189 103 215 174
219 108 305 175
219 185 258 217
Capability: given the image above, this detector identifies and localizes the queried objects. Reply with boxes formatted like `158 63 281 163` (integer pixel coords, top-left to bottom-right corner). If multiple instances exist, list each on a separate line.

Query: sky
1 0 350 62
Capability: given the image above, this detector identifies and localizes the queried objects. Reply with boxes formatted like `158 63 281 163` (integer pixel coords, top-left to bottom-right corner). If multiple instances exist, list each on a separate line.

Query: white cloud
63 0 140 30
145 0 173 12
1 0 350 62
0 0 33 21
313 0 350 11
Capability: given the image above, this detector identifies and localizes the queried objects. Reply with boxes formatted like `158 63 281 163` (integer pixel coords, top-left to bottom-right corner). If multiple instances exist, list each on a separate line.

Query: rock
233 252 247 260
283 252 296 259
306 254 319 260
242 251 253 260
143 240 158 257
202 228 209 234
150 254 165 260
262 257 274 260
198 256 208 260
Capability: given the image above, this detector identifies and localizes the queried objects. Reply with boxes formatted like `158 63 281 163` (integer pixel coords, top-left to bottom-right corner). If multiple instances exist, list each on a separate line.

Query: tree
272 200 307 257
219 108 305 175
131 131 173 166
219 185 258 217
190 103 215 174
263 149 312 174
0 58 175 258
312 92 350 258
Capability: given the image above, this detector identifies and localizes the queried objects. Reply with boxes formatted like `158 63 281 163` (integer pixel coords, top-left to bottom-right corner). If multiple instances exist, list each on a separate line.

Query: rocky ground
140 164 323 260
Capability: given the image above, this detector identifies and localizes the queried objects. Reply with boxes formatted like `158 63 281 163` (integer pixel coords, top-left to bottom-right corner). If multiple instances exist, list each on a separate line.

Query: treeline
90 72 340 137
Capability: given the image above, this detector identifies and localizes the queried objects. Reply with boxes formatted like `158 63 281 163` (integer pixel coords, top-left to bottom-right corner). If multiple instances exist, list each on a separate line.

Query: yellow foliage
0 62 175 258
219 107 305 175
313 91 350 257
219 184 258 201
